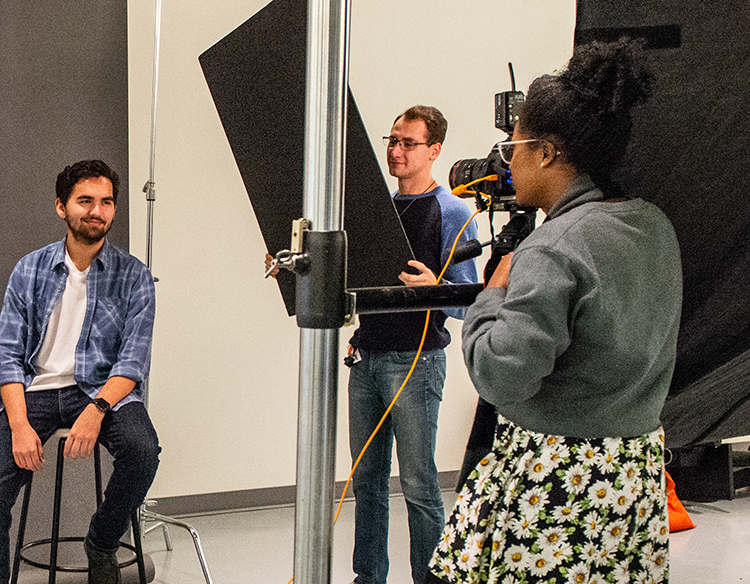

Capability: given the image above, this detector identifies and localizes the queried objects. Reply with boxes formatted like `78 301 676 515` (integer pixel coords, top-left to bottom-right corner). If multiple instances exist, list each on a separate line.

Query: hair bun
562 38 652 116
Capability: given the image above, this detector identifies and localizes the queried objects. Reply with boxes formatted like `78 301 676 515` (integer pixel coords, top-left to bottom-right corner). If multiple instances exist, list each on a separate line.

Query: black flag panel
199 0 413 316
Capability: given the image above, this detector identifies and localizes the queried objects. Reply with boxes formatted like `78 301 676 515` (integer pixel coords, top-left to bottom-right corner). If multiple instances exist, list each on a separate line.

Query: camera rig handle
483 210 536 283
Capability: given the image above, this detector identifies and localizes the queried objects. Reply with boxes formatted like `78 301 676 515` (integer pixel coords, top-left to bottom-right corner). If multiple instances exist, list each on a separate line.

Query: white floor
136 487 750 584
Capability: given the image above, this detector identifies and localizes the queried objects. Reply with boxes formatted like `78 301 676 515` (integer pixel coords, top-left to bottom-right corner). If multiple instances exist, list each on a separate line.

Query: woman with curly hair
426 39 682 584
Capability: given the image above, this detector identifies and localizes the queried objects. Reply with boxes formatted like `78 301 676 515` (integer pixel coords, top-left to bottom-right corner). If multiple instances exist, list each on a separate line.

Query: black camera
449 65 537 281
449 64 525 210
448 143 516 212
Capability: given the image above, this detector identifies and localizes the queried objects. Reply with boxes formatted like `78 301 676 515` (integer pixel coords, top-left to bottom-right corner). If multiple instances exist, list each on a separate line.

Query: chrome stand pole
293 0 351 583
138 2 213 582
145 510 213 584
294 329 341 584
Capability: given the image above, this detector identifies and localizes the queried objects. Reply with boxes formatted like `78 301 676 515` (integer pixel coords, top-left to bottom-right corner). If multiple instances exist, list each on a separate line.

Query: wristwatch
92 397 111 414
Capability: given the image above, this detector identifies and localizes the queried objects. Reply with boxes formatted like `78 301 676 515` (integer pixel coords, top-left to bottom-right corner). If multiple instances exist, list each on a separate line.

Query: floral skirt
429 414 669 584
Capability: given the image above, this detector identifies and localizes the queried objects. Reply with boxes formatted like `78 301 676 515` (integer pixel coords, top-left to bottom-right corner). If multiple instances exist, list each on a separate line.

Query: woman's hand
486 252 513 289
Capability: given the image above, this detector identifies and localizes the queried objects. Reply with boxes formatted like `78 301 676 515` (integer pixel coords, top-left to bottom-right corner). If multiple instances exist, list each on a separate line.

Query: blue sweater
462 176 682 438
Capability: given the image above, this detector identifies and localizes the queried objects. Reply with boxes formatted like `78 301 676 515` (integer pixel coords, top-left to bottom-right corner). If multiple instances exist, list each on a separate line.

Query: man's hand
398 260 438 287
65 376 134 459
486 252 513 289
64 405 104 459
3 382 44 470
265 252 279 279
11 422 44 471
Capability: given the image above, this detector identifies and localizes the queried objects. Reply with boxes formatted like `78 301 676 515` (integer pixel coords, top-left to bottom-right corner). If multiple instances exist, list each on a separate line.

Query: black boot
84 536 122 584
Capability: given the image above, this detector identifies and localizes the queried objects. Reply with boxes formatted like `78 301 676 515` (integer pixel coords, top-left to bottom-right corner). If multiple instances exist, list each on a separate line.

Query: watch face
93 398 110 412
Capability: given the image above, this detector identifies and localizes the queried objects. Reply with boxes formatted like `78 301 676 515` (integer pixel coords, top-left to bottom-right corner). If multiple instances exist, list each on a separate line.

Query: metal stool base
10 430 147 584
19 536 140 573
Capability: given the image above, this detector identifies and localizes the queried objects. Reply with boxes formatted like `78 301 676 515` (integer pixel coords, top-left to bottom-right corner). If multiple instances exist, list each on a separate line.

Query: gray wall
1 0 129 566
0 0 129 298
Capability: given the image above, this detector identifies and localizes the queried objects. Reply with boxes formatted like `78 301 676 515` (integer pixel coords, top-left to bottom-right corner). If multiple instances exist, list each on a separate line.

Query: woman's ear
540 141 561 168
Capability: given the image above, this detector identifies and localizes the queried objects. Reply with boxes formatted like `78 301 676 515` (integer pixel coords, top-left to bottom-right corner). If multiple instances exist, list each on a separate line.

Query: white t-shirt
28 250 89 391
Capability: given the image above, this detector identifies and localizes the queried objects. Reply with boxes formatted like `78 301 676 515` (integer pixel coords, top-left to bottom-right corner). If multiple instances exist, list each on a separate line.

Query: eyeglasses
498 139 543 164
383 136 430 151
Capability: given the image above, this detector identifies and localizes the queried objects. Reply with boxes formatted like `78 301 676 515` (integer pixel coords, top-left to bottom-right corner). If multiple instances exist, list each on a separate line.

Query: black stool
10 429 147 584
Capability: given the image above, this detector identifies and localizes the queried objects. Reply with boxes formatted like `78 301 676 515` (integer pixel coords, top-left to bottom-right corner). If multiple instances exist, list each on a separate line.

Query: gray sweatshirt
462 175 682 438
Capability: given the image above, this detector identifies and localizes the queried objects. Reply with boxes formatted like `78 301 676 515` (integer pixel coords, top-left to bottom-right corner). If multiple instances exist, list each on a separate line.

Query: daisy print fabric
429 414 668 584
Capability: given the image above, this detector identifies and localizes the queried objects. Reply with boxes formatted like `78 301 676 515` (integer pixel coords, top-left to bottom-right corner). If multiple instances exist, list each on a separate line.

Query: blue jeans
0 386 160 584
348 349 446 584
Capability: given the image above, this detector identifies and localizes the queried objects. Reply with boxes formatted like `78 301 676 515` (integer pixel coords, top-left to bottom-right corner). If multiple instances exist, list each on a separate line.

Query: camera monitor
199 0 413 316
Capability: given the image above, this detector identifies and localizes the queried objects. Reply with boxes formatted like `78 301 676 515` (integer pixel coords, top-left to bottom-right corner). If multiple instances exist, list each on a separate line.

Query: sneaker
84 536 122 584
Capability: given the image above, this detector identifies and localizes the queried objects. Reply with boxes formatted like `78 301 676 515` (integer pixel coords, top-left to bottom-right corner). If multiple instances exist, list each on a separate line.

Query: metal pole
138 2 213 581
294 0 350 582
142 0 162 410
294 328 340 584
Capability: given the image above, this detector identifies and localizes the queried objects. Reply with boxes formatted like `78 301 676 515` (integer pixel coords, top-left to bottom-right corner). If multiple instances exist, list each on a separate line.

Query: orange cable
333 207 481 523
451 174 497 198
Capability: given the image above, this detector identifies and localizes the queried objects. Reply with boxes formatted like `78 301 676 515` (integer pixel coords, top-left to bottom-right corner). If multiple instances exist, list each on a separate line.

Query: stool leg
10 477 33 584
94 442 103 506
48 438 66 584
131 510 147 584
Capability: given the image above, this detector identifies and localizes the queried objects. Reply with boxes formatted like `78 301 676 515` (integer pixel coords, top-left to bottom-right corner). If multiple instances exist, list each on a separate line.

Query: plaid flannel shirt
0 239 155 411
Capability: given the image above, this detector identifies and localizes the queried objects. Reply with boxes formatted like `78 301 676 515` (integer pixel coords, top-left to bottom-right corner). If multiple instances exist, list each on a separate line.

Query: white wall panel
127 0 576 498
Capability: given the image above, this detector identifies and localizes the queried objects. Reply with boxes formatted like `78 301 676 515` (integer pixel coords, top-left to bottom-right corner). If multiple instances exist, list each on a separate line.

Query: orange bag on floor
666 470 696 532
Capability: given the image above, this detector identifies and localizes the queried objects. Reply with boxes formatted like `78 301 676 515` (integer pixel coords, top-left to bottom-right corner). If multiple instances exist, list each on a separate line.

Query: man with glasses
346 105 478 584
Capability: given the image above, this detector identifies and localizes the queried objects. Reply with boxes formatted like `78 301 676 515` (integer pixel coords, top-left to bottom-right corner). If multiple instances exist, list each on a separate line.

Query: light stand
138 1 213 582
292 0 350 582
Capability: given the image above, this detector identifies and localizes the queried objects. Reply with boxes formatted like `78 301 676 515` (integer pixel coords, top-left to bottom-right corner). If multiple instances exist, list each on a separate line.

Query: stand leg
143 501 172 550
143 520 172 550
143 510 213 584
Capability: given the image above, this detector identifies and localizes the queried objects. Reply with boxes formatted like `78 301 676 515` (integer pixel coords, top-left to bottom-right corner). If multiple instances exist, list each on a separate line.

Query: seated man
0 160 160 584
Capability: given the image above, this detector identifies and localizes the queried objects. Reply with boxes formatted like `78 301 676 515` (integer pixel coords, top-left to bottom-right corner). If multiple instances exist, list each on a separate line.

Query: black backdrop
202 0 750 446
576 0 750 447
